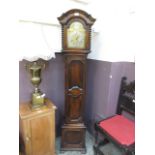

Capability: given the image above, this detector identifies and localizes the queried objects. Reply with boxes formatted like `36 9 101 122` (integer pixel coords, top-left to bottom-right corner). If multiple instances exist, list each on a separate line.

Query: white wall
19 0 136 62
89 0 136 62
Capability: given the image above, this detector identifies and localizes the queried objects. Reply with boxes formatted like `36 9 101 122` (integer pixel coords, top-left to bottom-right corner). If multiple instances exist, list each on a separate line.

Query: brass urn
26 61 45 109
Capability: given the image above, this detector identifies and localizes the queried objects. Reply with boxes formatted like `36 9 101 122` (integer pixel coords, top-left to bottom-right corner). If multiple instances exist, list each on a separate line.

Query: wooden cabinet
19 99 56 155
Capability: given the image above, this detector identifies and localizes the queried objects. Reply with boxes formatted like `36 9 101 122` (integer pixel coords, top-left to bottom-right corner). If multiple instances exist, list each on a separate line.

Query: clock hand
75 35 79 41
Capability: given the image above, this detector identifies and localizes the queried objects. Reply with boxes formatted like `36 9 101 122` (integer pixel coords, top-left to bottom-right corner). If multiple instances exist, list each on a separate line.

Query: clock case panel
61 124 86 153
64 54 86 124
58 9 95 152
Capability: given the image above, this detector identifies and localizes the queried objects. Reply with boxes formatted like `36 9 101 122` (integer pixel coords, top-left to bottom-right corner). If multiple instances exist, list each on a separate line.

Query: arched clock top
58 9 96 26
58 9 96 52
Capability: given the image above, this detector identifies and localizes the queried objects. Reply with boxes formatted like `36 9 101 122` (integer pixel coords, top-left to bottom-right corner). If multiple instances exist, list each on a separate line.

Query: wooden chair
94 77 135 155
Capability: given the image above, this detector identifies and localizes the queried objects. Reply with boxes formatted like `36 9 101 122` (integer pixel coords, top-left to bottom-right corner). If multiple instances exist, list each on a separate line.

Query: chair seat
99 115 135 146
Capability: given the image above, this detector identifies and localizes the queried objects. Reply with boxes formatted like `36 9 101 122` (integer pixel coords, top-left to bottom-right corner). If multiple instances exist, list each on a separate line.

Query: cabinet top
19 99 56 119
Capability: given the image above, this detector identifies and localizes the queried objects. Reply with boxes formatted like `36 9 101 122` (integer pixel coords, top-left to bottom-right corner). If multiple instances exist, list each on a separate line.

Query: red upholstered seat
99 115 135 146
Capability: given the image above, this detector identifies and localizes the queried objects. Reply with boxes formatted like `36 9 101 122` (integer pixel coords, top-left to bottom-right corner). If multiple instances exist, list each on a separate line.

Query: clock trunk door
65 55 86 124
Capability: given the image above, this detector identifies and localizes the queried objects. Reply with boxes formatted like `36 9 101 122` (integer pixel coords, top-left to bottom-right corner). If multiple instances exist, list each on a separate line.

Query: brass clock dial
67 22 86 48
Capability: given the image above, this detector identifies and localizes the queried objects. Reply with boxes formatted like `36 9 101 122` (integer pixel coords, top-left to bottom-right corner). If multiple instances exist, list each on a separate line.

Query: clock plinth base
61 123 86 153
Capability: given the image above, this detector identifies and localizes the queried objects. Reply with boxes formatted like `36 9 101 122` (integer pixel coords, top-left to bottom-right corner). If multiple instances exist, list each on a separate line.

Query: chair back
117 77 135 116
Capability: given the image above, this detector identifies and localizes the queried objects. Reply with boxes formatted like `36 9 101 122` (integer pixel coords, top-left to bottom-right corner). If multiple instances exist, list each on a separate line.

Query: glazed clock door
65 55 86 124
67 22 86 49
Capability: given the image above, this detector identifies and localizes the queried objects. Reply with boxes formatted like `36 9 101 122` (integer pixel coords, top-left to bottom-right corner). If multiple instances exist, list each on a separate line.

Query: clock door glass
67 22 86 48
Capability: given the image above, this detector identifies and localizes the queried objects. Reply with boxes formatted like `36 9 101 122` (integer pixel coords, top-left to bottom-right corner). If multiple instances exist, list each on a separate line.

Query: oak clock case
58 9 95 153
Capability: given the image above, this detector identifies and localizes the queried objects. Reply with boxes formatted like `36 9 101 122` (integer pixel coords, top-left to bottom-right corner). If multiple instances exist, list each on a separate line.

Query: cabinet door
65 55 86 124
20 118 32 155
22 114 54 155
30 113 55 155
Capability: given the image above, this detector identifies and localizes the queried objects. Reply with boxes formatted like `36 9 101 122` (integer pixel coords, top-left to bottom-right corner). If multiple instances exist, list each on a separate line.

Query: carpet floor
56 132 123 155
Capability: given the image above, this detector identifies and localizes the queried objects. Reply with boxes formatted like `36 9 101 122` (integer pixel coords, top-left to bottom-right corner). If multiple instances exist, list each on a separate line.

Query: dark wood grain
58 9 95 152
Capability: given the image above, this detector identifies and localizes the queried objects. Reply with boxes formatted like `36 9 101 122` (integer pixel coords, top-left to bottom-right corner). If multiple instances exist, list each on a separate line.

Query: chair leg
94 131 109 155
93 145 105 155
98 138 109 146
94 130 103 155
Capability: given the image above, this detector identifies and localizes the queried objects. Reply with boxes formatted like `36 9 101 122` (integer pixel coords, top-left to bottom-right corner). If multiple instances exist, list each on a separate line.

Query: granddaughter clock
58 9 95 153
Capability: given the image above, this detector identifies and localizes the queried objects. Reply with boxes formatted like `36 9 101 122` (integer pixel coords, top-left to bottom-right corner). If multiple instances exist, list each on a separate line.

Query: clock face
67 22 86 49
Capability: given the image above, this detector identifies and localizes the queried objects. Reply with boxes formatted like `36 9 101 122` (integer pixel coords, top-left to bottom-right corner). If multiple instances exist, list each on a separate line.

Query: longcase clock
58 9 95 153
